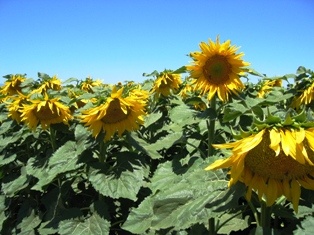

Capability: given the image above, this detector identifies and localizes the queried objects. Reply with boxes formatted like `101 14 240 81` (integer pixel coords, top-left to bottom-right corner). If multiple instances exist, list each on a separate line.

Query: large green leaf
126 133 162 159
123 157 246 233
88 155 148 201
58 212 110 235
1 166 30 197
147 131 183 151
16 209 41 235
0 153 17 167
143 111 163 128
29 140 84 191
294 215 314 235
216 213 249 234
168 103 197 124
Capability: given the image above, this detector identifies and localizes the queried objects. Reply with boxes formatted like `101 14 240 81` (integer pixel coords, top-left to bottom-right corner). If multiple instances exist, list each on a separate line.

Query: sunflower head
0 74 26 96
256 78 282 98
31 75 62 95
206 109 314 212
6 92 29 123
80 77 103 93
151 70 182 98
20 92 73 130
291 69 314 108
78 85 148 142
186 36 250 102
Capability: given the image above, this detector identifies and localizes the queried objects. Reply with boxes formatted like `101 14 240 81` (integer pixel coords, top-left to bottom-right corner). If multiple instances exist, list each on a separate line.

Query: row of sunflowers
1 37 314 234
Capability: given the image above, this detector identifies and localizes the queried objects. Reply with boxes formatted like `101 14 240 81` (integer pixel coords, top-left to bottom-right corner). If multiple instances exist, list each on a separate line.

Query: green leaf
59 212 110 235
123 158 241 233
16 209 41 235
143 112 163 128
0 153 17 167
223 103 248 122
30 141 84 191
122 198 154 234
126 133 162 159
172 66 187 74
1 167 30 197
147 132 183 152
88 161 146 201
168 103 196 124
294 215 314 234
264 90 294 103
0 195 7 229
216 213 249 234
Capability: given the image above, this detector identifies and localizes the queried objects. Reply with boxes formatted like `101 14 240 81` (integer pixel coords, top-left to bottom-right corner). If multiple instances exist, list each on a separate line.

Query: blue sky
0 0 313 84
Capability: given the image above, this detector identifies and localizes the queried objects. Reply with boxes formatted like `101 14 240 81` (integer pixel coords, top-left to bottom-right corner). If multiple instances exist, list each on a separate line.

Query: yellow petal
269 129 281 156
290 180 301 213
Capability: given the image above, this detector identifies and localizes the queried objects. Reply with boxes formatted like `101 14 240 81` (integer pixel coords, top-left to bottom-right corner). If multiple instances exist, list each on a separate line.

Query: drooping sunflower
80 77 103 93
6 92 29 123
206 127 314 212
31 75 62 94
291 82 314 108
151 71 182 98
0 74 26 96
186 36 250 102
257 78 282 98
79 86 148 141
20 93 73 130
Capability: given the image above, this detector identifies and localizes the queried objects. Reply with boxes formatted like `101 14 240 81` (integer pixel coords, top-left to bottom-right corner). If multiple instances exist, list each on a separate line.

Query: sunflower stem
99 140 107 163
248 200 261 227
49 126 57 152
208 217 216 235
260 201 272 229
207 97 217 156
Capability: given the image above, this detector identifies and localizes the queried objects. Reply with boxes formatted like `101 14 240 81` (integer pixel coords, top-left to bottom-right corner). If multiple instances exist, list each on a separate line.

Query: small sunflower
80 77 103 93
31 75 62 94
79 86 148 141
257 79 282 98
186 36 250 102
0 75 26 96
6 92 29 123
291 82 314 108
206 127 314 212
151 71 182 98
20 93 72 130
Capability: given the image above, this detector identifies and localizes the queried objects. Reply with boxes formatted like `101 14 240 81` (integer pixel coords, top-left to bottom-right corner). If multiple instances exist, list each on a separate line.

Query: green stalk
98 140 107 163
208 217 216 235
260 201 272 229
207 97 217 156
248 200 261 227
49 126 57 152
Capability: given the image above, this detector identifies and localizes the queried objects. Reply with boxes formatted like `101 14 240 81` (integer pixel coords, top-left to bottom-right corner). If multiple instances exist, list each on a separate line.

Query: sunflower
20 93 73 130
0 75 26 96
206 127 314 212
80 77 103 93
79 86 148 141
186 36 250 102
151 71 182 98
257 79 282 98
291 82 314 108
31 75 62 94
6 92 29 123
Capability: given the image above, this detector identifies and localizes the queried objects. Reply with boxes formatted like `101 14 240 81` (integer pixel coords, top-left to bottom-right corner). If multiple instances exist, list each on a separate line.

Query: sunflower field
1 37 314 235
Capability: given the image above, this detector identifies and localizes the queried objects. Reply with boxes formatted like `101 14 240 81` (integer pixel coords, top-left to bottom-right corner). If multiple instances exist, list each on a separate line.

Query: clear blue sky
0 0 313 84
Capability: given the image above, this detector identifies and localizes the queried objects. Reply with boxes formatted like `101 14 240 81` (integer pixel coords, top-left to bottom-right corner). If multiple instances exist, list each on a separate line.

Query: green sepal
294 108 307 123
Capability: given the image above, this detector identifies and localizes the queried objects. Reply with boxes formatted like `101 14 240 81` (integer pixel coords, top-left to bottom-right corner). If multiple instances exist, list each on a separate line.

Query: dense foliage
1 40 314 234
